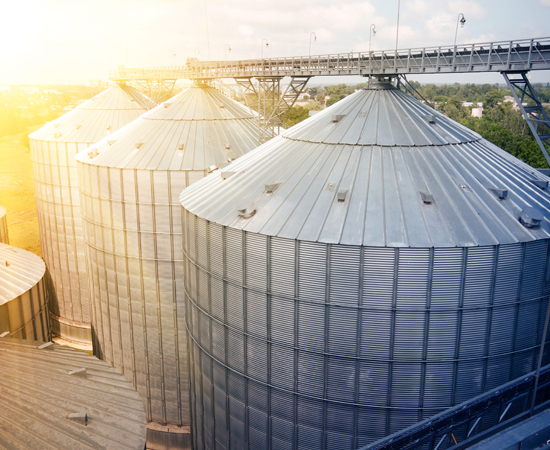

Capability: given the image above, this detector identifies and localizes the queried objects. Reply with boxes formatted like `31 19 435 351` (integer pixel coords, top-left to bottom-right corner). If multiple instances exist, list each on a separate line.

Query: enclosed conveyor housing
29 84 152 349
0 205 8 244
76 82 259 448
179 80 550 449
0 337 147 450
0 242 49 341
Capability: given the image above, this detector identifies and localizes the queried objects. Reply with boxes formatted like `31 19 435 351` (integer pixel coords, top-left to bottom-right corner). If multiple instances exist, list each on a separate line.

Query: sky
1 0 550 85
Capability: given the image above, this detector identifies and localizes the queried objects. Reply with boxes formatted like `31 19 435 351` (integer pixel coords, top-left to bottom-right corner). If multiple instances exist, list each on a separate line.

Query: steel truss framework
502 71 550 166
234 76 312 144
134 78 177 104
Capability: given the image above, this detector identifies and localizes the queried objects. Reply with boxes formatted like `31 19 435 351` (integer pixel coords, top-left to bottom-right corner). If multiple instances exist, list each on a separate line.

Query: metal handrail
110 36 550 81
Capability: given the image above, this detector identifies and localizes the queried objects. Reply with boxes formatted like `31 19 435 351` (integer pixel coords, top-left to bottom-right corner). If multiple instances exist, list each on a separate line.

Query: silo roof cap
76 83 259 171
0 243 45 306
29 85 153 144
180 85 550 248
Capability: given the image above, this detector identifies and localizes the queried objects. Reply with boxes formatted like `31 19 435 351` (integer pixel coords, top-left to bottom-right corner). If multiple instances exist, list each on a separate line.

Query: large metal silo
179 80 550 449
0 337 147 450
0 242 49 341
76 82 259 449
0 205 8 244
29 84 152 349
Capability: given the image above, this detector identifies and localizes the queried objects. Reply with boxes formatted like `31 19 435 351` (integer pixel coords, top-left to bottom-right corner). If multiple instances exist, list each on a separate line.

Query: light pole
171 51 176 66
454 13 466 47
225 44 231 62
396 0 401 50
369 24 376 78
369 24 376 54
309 32 316 57
261 39 269 60
195 48 200 59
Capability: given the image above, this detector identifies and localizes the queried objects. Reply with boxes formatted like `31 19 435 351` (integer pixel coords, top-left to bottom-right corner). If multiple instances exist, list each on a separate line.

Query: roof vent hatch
530 179 548 189
423 114 437 124
67 412 88 426
337 189 349 202
420 191 434 204
265 182 282 193
487 186 508 200
332 114 346 123
519 207 544 228
236 201 256 219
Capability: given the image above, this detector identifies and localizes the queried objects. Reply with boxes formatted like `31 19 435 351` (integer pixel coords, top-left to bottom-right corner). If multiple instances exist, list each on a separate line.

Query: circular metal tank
179 81 550 449
0 205 8 244
29 84 152 349
0 242 49 341
76 82 259 447
0 337 147 449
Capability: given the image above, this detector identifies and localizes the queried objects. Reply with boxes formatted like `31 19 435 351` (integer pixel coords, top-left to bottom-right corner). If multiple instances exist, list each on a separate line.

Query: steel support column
502 71 550 167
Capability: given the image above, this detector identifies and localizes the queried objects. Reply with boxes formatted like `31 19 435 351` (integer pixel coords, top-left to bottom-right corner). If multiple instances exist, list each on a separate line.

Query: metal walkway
110 37 550 81
109 36 550 152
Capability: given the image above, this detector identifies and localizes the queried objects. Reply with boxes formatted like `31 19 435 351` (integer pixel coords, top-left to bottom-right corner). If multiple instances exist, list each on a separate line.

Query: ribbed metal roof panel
0 243 45 306
0 338 147 450
180 83 550 248
75 83 259 171
29 85 152 144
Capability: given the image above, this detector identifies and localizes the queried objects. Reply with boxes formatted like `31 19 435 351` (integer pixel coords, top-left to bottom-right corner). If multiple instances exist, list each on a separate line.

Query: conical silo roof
0 243 45 305
0 243 49 341
180 81 550 248
0 337 147 450
29 84 154 144
77 82 258 170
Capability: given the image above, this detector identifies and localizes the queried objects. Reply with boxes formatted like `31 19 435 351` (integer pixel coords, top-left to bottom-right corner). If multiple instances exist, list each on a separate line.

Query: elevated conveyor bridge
110 36 550 160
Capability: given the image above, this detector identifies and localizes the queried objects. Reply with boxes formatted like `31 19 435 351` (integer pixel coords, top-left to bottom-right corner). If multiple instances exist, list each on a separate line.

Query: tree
484 89 505 108
316 93 325 104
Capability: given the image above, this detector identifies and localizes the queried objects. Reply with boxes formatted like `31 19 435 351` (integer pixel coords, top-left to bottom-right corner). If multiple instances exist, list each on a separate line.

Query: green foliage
285 106 309 127
483 89 505 108
461 116 548 168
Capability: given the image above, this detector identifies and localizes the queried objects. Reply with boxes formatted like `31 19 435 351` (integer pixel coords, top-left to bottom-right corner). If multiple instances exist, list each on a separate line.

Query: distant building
21 87 39 93
471 107 483 118
43 89 60 94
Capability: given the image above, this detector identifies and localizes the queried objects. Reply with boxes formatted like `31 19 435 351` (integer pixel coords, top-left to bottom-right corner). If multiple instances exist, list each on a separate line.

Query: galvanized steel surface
79 82 258 170
0 243 49 341
180 83 550 449
0 337 147 449
0 206 8 244
75 83 259 432
29 85 151 346
183 216 550 450
180 83 550 248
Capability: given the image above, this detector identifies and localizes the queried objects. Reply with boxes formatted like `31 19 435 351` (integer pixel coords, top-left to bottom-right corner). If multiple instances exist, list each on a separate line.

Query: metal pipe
530 296 550 417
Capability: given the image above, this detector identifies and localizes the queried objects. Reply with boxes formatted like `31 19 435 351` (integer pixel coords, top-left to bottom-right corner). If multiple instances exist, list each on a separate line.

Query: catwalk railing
359 363 550 450
110 37 550 81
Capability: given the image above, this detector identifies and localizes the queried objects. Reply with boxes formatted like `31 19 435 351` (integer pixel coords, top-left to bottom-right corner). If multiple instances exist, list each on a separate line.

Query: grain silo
0 205 8 244
29 84 152 349
0 242 49 341
179 79 550 449
76 81 259 449
0 336 147 450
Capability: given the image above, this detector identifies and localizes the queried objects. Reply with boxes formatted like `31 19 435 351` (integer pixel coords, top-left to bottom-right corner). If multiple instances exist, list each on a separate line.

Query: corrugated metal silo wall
78 163 206 428
0 279 50 341
0 209 8 244
182 210 550 450
30 139 91 342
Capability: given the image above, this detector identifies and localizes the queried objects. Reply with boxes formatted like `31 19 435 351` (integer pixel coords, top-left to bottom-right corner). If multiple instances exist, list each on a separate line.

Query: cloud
540 0 550 6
